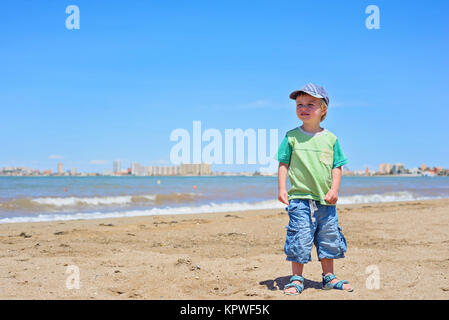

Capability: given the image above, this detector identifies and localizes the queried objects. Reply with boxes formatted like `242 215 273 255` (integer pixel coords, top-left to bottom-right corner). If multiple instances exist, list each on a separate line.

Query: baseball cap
289 83 330 106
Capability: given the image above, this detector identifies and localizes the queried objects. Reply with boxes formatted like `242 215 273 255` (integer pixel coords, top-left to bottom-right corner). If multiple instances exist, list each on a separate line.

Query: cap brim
289 90 324 100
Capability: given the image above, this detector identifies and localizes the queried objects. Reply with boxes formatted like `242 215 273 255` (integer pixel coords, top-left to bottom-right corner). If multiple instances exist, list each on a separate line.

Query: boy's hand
324 188 339 204
278 189 289 205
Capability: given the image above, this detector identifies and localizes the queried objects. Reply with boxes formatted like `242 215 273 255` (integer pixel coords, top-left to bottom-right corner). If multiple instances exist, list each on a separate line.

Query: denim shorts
284 199 347 264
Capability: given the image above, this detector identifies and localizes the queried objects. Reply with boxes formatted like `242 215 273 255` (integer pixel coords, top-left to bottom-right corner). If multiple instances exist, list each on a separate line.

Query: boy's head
289 83 329 122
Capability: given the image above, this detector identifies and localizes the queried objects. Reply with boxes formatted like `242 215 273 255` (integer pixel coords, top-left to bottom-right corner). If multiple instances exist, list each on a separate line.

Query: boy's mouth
300 112 310 116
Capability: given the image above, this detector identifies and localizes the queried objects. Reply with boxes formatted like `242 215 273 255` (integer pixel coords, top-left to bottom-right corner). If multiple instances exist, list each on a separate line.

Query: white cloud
49 154 63 159
194 99 292 111
90 160 109 165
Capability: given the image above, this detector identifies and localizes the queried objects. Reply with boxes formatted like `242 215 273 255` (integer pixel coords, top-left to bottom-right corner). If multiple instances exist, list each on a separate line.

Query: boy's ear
320 108 327 122
320 100 328 122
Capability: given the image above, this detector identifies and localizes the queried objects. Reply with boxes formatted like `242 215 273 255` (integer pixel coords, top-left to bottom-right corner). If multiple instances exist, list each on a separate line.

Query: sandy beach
0 198 448 300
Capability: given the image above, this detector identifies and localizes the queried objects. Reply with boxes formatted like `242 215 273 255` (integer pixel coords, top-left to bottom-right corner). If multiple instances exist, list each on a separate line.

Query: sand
0 198 448 300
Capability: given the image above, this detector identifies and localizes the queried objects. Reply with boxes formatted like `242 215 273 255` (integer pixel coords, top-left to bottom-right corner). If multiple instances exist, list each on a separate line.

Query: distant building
111 162 214 176
166 166 173 175
423 170 437 177
131 162 138 174
131 162 145 176
57 163 64 175
113 160 121 173
341 166 354 176
144 166 152 176
378 163 392 175
391 163 406 175
200 163 212 175
378 163 406 175
179 163 212 176
70 168 77 176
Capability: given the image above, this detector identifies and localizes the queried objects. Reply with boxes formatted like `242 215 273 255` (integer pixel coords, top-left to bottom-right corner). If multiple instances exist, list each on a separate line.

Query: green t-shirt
275 127 348 206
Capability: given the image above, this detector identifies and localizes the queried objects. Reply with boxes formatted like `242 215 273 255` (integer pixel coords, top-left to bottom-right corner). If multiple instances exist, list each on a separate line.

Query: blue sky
1 0 448 173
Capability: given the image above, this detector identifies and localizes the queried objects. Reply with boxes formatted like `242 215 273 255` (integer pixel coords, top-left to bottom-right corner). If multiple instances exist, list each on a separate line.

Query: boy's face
295 94 325 123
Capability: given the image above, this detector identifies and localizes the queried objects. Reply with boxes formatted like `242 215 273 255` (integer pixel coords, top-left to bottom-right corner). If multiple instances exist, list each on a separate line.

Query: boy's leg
320 258 352 291
314 204 352 290
283 200 315 294
284 200 314 264
284 262 304 294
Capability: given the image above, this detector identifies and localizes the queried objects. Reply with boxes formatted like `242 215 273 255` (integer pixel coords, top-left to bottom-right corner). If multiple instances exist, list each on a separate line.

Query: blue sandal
322 273 354 292
284 275 304 295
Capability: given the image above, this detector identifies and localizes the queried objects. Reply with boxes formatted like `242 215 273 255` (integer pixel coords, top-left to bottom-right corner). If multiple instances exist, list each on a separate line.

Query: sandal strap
323 278 350 290
290 275 304 283
322 273 337 284
284 282 304 294
334 280 348 290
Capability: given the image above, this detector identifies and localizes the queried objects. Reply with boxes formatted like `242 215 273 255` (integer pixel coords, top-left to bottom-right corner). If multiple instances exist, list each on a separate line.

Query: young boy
276 83 353 295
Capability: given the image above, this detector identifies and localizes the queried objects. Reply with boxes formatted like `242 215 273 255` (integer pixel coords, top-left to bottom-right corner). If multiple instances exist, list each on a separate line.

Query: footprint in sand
225 214 242 219
19 232 32 238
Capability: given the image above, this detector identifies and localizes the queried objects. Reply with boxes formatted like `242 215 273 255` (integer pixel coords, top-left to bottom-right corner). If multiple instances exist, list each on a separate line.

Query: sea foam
0 191 444 224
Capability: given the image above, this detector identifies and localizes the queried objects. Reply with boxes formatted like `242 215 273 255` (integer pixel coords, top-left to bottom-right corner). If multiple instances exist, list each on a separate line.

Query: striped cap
289 83 330 106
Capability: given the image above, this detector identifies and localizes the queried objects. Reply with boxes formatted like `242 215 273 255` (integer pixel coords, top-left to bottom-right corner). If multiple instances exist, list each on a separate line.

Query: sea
0 175 448 224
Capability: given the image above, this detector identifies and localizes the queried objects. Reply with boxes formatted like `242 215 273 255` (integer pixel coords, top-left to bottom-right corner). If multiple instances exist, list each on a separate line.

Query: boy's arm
278 162 289 205
275 134 291 205
324 166 342 204
325 138 348 204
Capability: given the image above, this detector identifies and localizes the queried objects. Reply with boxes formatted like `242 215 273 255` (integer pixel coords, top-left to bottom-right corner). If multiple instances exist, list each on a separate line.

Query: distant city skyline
1 160 448 177
2 159 448 175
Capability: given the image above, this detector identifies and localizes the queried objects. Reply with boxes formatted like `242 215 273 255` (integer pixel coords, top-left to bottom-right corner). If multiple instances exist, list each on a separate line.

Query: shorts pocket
284 226 312 261
338 226 347 254
287 199 301 212
284 228 299 257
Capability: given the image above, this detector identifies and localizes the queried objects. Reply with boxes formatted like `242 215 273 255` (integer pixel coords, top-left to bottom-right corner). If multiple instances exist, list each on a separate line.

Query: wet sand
0 198 448 299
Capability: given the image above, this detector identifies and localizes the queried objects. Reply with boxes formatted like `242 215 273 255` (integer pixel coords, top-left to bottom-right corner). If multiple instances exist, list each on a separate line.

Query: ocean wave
0 191 446 224
0 192 202 211
31 195 145 207
338 191 436 204
0 199 285 224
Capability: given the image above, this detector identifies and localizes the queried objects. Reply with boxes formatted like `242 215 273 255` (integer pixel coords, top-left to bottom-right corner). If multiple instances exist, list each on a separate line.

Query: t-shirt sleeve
333 139 348 168
274 134 292 164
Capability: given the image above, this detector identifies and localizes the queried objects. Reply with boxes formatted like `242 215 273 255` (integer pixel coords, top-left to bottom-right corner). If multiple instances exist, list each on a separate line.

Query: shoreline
0 198 448 299
1 194 448 225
